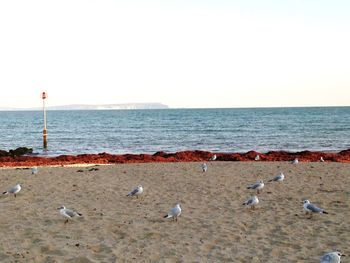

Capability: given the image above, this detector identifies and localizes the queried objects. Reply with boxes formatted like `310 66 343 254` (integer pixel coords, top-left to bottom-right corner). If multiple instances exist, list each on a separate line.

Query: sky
0 0 349 108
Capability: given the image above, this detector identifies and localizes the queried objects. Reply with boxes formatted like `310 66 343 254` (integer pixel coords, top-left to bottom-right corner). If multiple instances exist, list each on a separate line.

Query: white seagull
247 180 265 194
268 172 285 182
126 185 143 199
3 184 21 198
320 251 344 263
210 154 217 161
292 158 299 164
58 206 83 224
164 204 182 222
31 166 38 174
303 200 328 219
254 155 260 161
242 196 259 209
202 163 208 172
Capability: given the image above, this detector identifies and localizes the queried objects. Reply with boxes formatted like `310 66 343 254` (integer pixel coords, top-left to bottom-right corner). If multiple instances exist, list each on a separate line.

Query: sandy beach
0 161 349 262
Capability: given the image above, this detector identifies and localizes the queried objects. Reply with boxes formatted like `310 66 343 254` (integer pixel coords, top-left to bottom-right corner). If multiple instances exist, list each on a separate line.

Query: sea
0 107 349 156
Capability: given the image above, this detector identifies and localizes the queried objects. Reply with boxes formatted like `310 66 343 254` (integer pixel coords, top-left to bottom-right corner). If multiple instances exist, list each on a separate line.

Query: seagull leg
14 194 16 198
65 219 69 224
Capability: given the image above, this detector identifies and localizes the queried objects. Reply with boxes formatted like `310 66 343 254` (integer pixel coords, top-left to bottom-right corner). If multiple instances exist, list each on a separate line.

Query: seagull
242 196 259 209
210 154 217 161
320 251 344 263
126 185 143 199
292 158 299 164
247 180 264 194
58 206 83 224
31 166 38 174
3 184 21 198
303 200 328 219
202 163 208 172
320 157 325 162
254 155 260 161
164 204 182 222
268 172 285 182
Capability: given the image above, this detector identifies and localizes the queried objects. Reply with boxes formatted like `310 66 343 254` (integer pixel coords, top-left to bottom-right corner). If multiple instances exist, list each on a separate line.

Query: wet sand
0 161 349 262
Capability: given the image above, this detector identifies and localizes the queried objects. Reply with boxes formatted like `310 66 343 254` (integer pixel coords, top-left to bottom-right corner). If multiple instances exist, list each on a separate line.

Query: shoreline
0 149 349 167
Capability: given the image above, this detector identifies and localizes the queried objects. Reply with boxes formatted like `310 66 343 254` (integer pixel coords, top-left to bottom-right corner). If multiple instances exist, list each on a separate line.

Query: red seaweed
0 149 349 167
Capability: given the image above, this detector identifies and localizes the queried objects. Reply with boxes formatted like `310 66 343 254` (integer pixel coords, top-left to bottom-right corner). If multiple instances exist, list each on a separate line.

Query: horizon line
0 105 349 111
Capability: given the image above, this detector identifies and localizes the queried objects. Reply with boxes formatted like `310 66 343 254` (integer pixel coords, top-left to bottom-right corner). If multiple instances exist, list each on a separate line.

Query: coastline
0 149 349 167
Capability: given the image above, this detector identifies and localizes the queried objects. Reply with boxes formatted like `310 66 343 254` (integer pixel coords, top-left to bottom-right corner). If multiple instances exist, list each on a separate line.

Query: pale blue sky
0 0 349 108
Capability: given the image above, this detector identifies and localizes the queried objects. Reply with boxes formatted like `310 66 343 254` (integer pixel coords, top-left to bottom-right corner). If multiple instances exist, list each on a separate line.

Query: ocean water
0 107 349 156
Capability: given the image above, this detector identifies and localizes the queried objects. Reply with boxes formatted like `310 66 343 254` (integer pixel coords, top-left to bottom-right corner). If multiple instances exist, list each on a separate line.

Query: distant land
0 103 169 111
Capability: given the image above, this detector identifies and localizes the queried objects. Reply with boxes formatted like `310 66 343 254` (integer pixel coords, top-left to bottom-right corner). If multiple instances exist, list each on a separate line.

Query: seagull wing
170 207 177 216
243 198 253 205
250 183 260 189
64 209 76 217
170 206 180 217
320 254 332 263
306 203 323 213
8 185 19 193
128 188 139 196
164 209 174 218
246 198 253 205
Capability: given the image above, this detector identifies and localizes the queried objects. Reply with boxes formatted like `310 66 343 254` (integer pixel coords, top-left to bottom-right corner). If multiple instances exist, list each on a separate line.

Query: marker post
42 92 48 149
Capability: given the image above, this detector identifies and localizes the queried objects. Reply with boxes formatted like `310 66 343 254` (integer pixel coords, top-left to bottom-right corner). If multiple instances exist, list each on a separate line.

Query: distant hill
0 103 169 111
47 103 169 110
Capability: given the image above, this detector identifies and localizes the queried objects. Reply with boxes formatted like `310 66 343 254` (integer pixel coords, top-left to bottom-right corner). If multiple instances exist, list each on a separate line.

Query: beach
1 0 349 262
0 161 349 262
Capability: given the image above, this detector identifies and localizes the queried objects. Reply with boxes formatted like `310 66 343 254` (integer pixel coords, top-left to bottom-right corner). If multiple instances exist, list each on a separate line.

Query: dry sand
0 162 349 262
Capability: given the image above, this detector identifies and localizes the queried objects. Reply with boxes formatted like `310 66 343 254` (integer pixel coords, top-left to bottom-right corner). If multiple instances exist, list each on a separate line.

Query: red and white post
42 92 48 149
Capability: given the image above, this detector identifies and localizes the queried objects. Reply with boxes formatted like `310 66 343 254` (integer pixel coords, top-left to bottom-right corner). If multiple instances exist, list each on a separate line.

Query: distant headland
0 103 169 111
